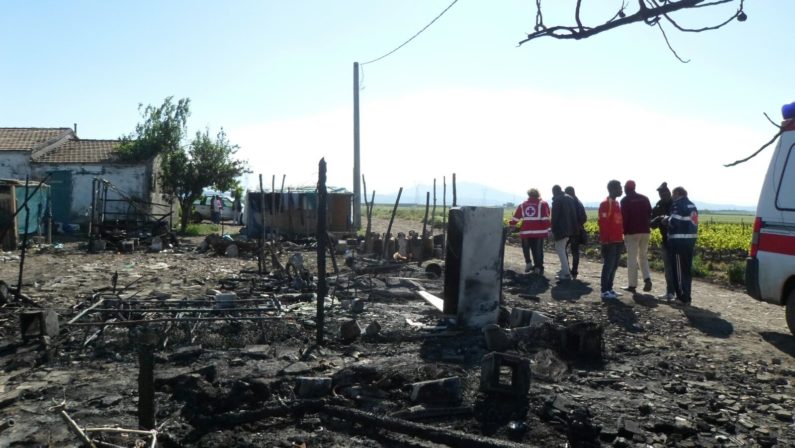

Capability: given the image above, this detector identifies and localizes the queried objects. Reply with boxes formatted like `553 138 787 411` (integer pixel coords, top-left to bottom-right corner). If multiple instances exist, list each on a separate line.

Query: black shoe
621 286 637 294
673 296 691 307
571 271 578 280
643 279 653 292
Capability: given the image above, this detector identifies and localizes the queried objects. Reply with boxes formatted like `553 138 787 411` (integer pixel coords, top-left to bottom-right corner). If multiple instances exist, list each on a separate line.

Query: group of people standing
509 180 699 307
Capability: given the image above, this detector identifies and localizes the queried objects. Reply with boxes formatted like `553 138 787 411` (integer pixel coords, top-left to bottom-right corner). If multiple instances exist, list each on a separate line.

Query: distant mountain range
371 181 756 212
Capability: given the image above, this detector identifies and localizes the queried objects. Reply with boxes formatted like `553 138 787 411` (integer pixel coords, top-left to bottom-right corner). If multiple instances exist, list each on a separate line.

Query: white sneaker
610 290 623 297
657 293 674 301
601 291 617 300
525 262 533 273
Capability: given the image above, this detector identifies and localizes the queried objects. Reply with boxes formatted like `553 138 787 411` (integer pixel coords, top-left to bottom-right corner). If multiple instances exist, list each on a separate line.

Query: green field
369 203 752 284
371 204 755 227
584 209 754 225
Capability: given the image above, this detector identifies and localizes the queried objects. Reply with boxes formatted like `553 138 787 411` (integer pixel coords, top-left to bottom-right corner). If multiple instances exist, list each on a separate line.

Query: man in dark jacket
664 186 698 306
650 182 674 300
620 180 653 294
551 185 579 281
564 186 587 279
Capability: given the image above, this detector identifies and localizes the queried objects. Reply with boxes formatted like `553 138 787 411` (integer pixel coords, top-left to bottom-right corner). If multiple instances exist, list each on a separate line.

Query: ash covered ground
0 218 794 447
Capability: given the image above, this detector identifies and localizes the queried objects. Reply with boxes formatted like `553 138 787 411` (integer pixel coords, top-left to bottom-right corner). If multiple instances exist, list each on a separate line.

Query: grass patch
183 223 222 236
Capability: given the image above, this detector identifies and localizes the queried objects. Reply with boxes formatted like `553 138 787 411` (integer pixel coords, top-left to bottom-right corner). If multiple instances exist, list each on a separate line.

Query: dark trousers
567 238 581 276
521 238 544 270
600 243 622 293
660 245 675 295
668 238 696 301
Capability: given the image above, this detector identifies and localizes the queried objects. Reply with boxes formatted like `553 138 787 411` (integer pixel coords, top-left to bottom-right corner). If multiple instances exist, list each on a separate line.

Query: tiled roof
0 127 74 151
33 139 122 163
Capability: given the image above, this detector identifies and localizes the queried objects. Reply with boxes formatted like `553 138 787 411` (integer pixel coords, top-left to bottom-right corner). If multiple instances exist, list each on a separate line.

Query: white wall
33 163 150 223
0 152 32 180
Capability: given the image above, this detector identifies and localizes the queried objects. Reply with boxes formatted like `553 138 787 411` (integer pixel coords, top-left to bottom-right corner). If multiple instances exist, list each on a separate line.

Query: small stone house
0 127 169 226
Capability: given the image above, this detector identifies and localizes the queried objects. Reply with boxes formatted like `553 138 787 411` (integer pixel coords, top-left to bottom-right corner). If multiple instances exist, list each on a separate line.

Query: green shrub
692 255 708 278
183 225 201 236
183 223 220 236
727 261 745 284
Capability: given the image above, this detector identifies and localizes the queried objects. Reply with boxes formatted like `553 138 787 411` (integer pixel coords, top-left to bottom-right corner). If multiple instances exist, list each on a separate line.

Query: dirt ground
0 217 794 447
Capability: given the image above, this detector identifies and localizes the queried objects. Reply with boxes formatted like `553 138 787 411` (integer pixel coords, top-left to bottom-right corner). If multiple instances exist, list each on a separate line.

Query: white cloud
229 87 772 207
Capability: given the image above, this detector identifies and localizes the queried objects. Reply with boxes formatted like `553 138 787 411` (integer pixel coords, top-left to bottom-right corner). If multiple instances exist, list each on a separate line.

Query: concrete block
480 352 531 396
20 310 59 342
509 308 533 328
365 321 381 336
443 207 503 329
530 311 552 326
225 244 239 257
351 298 365 313
482 324 512 352
339 319 361 343
410 376 462 405
295 376 332 398
90 239 107 251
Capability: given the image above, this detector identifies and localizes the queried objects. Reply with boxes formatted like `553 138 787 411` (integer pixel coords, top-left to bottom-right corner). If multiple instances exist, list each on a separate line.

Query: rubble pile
0 227 793 447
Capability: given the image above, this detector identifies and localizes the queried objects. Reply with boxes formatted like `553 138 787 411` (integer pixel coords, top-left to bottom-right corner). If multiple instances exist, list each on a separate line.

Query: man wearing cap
650 182 675 300
620 180 653 294
664 186 699 306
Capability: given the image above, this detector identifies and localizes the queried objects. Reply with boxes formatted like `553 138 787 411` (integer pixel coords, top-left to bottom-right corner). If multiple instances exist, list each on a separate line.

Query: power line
361 0 459 66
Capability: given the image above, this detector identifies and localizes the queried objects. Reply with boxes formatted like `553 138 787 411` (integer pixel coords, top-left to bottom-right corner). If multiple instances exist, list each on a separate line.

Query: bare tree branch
763 112 781 129
520 0 744 46
724 130 782 167
575 0 584 30
656 22 690 63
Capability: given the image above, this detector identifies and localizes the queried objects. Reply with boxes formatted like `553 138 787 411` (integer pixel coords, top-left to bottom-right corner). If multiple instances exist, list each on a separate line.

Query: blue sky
1 0 791 207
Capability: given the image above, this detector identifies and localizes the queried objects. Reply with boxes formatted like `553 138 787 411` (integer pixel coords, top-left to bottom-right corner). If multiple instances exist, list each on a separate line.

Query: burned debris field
1 214 794 448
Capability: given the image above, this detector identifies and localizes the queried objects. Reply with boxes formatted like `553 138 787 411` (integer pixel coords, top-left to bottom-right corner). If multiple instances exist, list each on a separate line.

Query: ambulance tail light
749 217 762 258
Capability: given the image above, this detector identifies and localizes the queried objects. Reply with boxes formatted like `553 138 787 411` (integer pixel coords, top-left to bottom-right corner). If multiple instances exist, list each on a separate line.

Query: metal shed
0 179 51 251
245 187 354 239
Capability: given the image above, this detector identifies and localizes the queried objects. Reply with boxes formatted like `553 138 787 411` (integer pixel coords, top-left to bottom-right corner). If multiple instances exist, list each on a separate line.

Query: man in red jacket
620 180 653 294
509 188 551 274
598 180 624 300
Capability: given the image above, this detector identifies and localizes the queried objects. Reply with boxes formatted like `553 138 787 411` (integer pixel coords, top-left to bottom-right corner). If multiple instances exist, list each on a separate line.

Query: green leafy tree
120 97 248 232
118 97 190 162
166 128 248 232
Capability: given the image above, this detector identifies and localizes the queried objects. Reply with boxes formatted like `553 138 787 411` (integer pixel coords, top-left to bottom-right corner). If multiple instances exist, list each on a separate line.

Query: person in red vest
598 180 624 300
509 188 551 274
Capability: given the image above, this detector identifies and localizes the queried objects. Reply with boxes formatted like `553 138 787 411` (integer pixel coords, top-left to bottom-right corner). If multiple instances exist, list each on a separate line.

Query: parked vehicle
746 100 795 336
191 195 236 223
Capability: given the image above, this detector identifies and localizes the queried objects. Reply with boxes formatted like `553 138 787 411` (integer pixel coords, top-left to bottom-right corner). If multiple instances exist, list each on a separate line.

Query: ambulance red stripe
758 233 795 256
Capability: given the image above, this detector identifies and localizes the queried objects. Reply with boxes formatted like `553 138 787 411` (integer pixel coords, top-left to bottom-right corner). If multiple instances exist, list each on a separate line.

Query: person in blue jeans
598 180 624 300
663 186 698 306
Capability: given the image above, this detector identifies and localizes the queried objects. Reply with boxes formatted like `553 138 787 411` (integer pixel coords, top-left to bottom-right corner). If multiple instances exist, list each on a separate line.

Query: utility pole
353 62 361 230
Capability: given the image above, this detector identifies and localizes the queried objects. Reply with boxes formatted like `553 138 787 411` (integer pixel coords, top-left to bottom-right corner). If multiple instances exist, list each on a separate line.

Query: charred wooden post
259 174 267 274
15 177 30 302
431 178 437 235
422 191 430 240
442 176 447 252
452 172 457 207
316 158 328 345
326 232 339 275
383 187 403 259
362 175 372 249
136 328 158 430
88 178 96 253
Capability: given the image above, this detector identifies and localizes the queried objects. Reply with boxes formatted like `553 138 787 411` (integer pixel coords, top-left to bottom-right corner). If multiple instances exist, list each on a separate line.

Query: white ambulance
746 101 795 336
